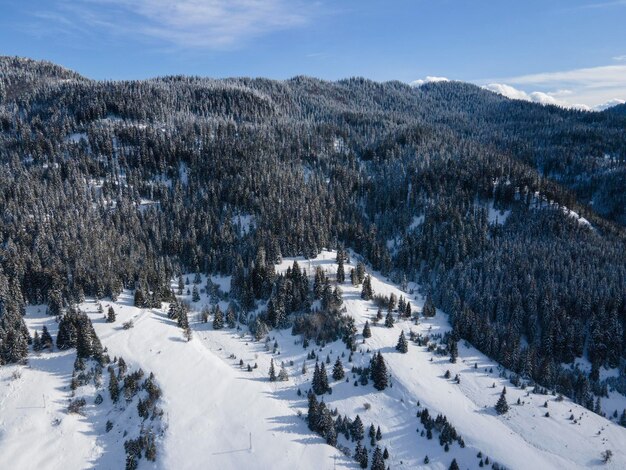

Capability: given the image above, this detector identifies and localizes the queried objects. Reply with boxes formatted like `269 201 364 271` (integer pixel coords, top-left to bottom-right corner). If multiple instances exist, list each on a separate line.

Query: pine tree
496 388 509 415
106 306 116 323
350 268 358 286
226 305 236 328
319 362 330 393
356 262 366 284
109 369 120 402
371 352 388 391
41 326 53 350
423 295 436 317
332 357 345 380
369 424 376 445
620 409 626 427
278 363 289 381
449 338 458 363
337 257 345 284
178 310 189 329
177 275 184 295
371 446 385 470
361 275 373 300
33 331 42 352
351 414 364 441
405 302 412 319
449 459 460 470
355 441 368 468
396 331 408 353
363 320 372 338
383 447 389 459
384 311 394 328
213 305 224 330
184 326 193 342
269 358 277 382
134 288 146 308
192 285 200 302
376 426 382 441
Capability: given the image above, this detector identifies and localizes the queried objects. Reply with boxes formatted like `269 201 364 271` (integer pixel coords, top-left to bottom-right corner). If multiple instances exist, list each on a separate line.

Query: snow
65 132 88 144
3 251 625 470
486 203 510 225
409 215 424 230
232 214 255 235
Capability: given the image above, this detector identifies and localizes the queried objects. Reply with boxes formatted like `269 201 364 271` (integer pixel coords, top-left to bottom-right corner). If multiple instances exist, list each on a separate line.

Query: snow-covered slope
2 250 625 469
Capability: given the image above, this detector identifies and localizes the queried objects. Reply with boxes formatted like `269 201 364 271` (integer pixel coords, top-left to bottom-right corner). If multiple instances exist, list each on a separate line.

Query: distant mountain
605 101 626 115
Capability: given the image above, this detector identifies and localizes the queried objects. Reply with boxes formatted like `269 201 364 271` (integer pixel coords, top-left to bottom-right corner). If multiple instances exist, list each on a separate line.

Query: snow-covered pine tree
371 446 385 470
496 387 509 415
332 357 345 380
106 306 116 323
363 320 372 338
396 331 408 353
212 305 224 330
269 358 277 382
384 311 394 328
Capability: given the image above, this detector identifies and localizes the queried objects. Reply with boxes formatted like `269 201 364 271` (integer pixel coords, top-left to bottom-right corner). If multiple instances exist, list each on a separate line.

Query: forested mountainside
1 56 626 409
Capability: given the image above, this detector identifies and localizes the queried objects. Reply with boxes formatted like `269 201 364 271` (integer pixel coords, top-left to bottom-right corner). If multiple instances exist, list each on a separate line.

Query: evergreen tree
226 305 237 328
109 369 120 402
449 338 458 363
106 306 116 323
371 352 388 391
269 358 277 382
192 285 200 302
356 262 366 284
337 257 345 284
361 275 373 301
278 363 289 381
371 446 385 470
496 388 509 415
350 268 358 286
384 311 394 328
41 326 53 350
351 415 364 442
396 331 408 353
355 441 368 468
449 459 460 470
363 320 372 338
213 305 224 330
332 357 345 380
423 295 436 317
33 331 42 352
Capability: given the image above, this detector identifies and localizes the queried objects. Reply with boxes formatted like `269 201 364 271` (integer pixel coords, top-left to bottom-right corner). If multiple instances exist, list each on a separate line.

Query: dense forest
1 56 626 408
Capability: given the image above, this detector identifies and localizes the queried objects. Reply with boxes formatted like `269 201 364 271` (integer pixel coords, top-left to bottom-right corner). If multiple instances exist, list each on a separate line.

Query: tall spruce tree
396 331 408 353
496 387 509 415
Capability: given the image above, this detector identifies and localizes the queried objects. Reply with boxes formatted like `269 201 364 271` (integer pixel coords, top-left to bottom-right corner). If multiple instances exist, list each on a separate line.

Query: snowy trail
89 292 348 470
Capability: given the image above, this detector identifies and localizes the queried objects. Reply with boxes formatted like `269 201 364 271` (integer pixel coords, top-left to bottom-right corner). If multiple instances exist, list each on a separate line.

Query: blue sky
1 0 625 108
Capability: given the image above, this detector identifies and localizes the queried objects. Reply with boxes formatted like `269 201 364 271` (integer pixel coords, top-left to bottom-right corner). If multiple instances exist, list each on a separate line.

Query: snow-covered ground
2 250 625 469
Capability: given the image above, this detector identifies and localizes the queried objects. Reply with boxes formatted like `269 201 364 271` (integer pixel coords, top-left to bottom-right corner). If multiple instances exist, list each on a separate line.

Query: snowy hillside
2 250 625 469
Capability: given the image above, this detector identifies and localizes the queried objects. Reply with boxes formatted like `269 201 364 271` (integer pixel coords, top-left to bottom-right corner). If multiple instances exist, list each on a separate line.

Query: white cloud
593 98 625 110
483 83 593 110
613 54 626 61
410 76 449 87
41 0 313 49
481 64 626 109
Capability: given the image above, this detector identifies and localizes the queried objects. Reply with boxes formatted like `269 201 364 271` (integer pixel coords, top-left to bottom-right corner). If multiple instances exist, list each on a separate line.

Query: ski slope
1 250 625 469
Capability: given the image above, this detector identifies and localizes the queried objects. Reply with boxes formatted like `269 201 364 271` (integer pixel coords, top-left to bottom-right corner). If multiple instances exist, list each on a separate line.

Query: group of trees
1 57 625 412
